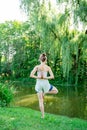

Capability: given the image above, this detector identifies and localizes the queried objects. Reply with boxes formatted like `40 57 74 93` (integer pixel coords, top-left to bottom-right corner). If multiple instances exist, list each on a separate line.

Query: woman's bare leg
47 86 58 94
37 92 44 118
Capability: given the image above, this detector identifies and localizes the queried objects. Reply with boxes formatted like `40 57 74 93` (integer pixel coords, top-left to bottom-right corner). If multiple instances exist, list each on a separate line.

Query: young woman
30 53 58 118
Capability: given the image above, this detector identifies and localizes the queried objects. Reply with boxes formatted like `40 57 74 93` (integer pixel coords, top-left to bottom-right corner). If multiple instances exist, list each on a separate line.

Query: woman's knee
53 87 58 94
56 88 58 94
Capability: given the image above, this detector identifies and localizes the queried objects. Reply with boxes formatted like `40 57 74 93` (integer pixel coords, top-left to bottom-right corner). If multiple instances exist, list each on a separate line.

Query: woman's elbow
30 73 33 78
51 75 54 79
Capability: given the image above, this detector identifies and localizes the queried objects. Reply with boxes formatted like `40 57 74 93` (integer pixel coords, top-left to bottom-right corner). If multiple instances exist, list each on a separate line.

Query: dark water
14 85 87 120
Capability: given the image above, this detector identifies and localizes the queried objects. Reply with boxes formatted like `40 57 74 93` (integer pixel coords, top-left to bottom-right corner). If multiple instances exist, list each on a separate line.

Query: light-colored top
30 62 54 80
35 70 50 93
37 70 47 79
30 62 54 93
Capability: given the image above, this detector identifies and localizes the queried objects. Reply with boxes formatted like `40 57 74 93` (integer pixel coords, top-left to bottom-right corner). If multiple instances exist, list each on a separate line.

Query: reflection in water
13 86 87 120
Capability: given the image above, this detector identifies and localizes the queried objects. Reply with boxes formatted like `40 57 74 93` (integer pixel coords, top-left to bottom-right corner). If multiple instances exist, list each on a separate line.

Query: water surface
14 85 87 120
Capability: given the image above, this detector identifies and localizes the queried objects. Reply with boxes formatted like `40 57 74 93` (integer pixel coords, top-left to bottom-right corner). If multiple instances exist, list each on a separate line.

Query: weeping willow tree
19 0 87 85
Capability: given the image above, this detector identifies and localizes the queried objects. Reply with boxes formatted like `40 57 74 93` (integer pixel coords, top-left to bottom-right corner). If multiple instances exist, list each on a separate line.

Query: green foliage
0 83 13 107
74 0 87 23
0 0 87 85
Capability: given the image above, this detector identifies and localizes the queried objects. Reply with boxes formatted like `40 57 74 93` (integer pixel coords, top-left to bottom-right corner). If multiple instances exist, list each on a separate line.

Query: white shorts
35 79 52 93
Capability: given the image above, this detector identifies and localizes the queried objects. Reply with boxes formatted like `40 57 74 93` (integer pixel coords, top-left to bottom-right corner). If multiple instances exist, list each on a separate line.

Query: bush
0 83 13 107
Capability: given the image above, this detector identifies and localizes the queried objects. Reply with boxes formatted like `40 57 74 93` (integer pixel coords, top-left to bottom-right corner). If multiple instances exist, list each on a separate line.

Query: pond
13 85 87 120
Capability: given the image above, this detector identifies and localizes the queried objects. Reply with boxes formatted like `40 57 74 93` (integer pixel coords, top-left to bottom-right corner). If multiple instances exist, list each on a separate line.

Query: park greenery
0 1 87 129
0 0 86 86
0 83 13 107
0 0 87 113
0 107 87 130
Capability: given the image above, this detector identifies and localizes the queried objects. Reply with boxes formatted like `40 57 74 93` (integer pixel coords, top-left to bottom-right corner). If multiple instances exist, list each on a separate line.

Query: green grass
0 107 87 130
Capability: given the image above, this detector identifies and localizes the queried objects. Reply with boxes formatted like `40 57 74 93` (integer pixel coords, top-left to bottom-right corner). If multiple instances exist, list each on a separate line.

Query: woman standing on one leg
30 53 58 118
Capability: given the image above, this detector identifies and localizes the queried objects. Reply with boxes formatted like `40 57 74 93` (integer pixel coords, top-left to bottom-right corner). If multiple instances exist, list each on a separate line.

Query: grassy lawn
0 107 87 130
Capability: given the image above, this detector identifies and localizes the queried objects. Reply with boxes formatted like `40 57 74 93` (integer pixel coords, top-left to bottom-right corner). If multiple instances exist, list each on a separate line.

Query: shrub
0 83 13 107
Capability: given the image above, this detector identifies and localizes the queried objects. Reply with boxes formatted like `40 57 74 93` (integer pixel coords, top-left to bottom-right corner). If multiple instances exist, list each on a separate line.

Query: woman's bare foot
41 115 44 118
